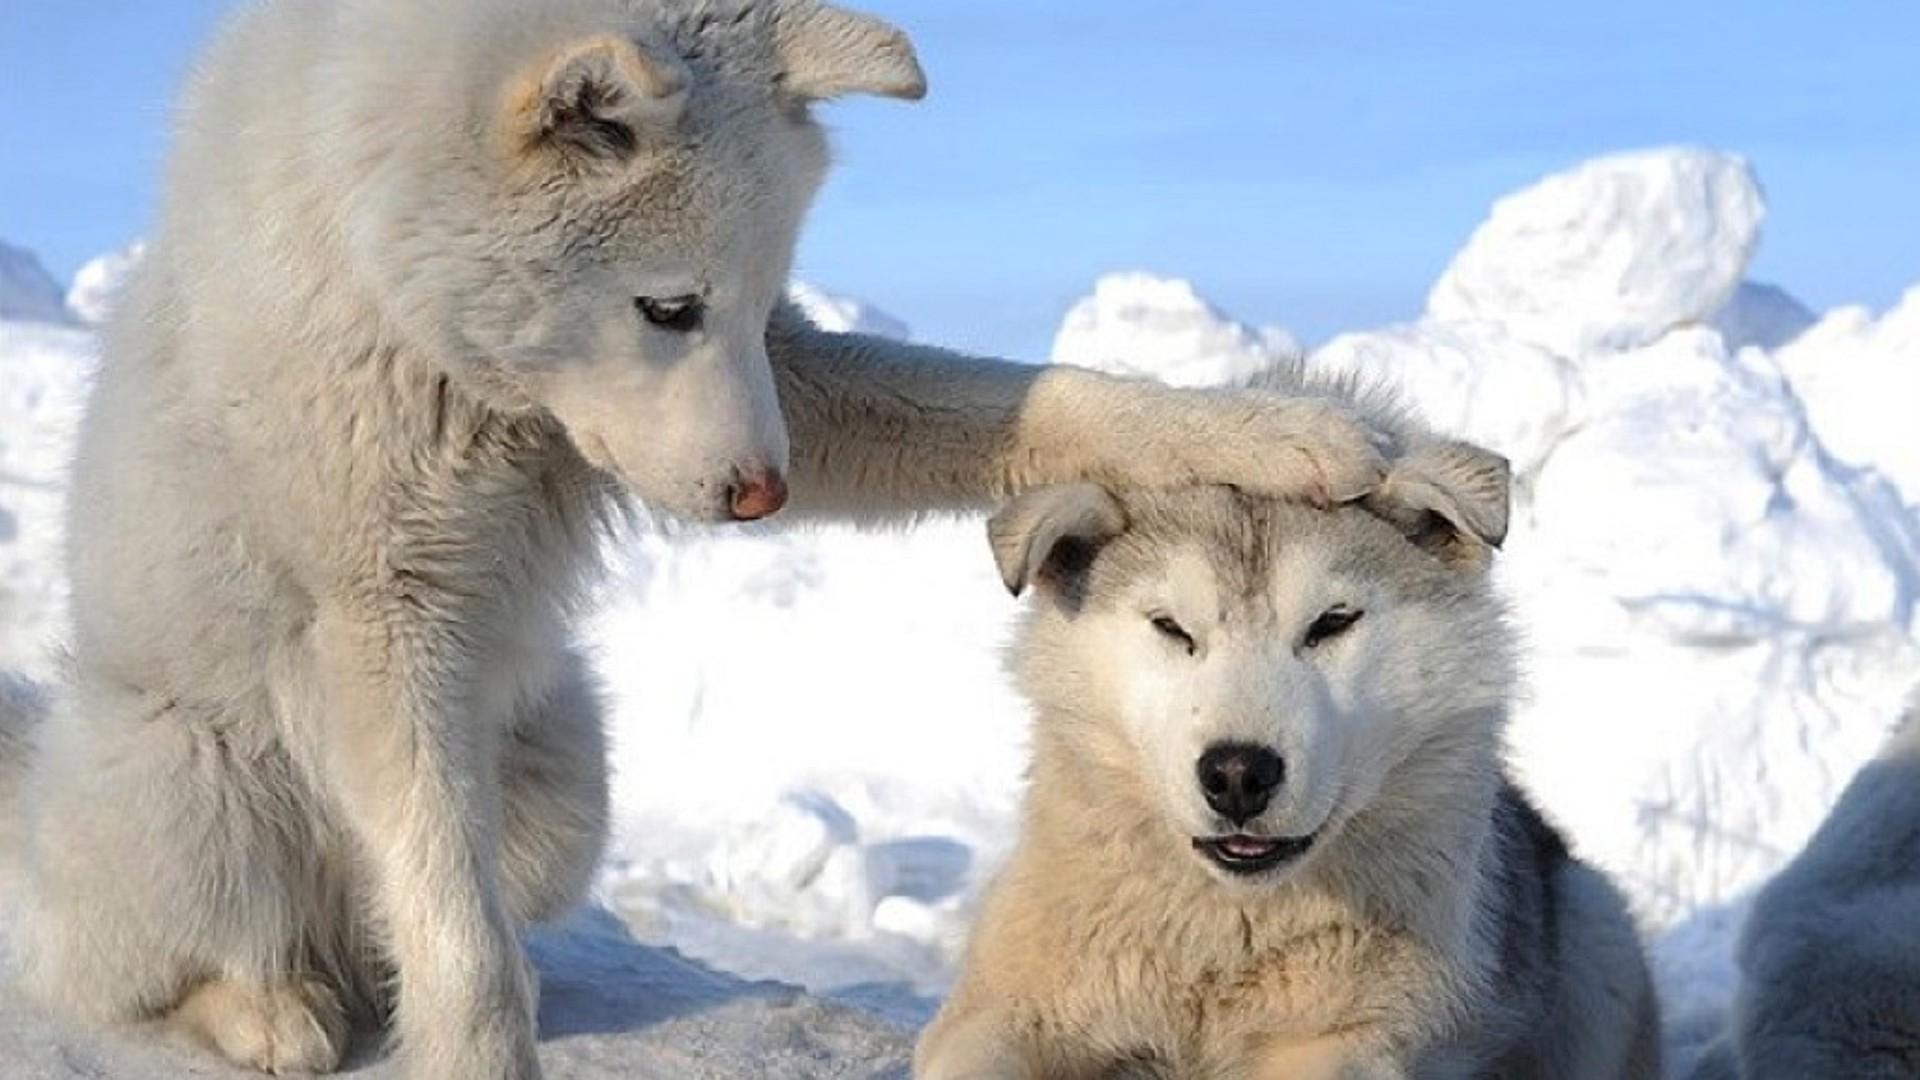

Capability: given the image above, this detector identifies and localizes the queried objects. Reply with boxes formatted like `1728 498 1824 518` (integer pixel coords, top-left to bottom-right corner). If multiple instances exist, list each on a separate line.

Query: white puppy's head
356 1 924 521
990 444 1514 886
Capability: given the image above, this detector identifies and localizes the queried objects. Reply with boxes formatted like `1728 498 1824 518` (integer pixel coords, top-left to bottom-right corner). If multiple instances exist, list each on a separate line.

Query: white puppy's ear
1364 441 1511 568
772 1 927 102
506 36 689 167
988 484 1128 598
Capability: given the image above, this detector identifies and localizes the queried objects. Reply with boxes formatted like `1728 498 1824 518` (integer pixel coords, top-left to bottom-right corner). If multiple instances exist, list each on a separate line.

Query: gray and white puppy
918 459 1661 1078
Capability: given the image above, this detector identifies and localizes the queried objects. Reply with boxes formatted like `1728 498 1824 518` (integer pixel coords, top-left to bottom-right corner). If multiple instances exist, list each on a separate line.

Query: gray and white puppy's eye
1149 613 1197 655
1302 605 1364 649
635 294 704 332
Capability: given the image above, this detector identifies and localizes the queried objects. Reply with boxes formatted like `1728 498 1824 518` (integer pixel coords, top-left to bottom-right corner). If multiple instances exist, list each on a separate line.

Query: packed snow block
1051 272 1300 387
0 243 73 326
1428 148 1763 357
0 908 914 1079
1691 713 1920 1079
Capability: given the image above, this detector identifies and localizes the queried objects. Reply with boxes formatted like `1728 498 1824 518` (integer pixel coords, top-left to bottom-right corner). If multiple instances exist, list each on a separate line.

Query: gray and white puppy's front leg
312 607 539 1080
767 305 1386 520
914 1006 1041 1080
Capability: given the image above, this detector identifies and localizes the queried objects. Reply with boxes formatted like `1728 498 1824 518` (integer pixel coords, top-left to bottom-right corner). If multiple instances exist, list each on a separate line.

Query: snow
1772 286 1920 508
1428 148 1763 357
1050 271 1301 387
65 244 143 326
3 146 1918 1073
787 281 912 340
0 911 913 1078
0 321 91 681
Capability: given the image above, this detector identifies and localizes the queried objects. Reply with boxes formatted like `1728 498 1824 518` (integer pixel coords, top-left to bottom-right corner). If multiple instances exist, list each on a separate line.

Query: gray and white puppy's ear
772 1 927 102
505 35 689 168
1364 440 1511 568
988 484 1128 598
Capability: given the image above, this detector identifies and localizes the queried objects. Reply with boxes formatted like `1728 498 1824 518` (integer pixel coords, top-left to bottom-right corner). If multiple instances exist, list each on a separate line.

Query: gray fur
0 1 1415 1078
920 475 1658 1079
1691 706 1920 1080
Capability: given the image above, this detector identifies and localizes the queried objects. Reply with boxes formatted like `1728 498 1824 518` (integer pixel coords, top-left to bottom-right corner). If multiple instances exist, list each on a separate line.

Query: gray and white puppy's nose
1197 742 1285 825
726 466 788 521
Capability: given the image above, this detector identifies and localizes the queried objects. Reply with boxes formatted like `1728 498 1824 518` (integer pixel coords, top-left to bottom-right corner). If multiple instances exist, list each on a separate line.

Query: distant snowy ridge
0 243 74 326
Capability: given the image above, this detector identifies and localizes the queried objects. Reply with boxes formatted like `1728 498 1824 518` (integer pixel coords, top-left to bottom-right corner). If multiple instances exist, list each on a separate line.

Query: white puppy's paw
172 975 349 1075
1174 393 1389 506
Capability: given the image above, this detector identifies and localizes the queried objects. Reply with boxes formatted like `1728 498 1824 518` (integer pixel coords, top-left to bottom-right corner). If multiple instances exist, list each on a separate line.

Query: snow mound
788 282 910 340
0 243 73 327
0 909 912 1079
1502 326 1920 924
1428 149 1763 356
1050 272 1299 387
65 244 144 326
1311 320 1580 479
1773 286 1920 507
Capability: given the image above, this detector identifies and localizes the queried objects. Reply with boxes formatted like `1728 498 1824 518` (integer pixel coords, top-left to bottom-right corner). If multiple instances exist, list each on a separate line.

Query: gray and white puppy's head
989 443 1515 886
360 0 923 522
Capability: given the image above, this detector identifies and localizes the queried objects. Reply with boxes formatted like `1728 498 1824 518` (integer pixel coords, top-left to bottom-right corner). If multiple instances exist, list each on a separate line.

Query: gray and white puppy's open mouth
1191 833 1317 875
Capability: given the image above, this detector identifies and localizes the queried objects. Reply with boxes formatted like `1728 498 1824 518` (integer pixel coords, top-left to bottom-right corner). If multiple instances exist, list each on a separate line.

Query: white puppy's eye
635 294 704 332
1302 606 1364 649
1149 614 1197 655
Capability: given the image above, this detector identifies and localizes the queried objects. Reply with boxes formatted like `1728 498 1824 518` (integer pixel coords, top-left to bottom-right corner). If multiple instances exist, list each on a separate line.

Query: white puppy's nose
726 466 788 521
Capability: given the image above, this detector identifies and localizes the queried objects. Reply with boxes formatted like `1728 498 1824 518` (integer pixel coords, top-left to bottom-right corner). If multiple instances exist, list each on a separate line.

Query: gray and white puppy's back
1690 703 1920 1080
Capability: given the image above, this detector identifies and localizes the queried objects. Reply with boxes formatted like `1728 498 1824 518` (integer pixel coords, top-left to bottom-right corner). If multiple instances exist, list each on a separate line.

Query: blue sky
3 1 1916 358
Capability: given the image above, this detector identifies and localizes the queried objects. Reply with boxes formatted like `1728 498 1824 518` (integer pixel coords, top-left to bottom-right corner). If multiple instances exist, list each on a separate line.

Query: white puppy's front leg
312 608 539 1080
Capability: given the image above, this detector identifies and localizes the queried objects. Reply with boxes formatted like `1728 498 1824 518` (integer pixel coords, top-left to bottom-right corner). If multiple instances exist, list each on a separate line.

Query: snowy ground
4 147 1918 1075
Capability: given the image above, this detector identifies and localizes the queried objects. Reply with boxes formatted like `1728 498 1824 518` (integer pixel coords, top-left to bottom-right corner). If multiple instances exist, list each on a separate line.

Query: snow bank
2 145 1916 1073
0 910 912 1079
0 243 73 327
1428 149 1762 356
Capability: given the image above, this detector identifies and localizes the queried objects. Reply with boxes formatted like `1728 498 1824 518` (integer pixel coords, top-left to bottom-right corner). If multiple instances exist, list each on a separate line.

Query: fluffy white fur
0 2 1407 1078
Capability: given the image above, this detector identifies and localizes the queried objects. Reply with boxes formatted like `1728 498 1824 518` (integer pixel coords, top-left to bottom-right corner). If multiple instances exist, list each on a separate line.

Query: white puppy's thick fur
1689 705 1920 1080
919 420 1660 1078
0 2 1401 1078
